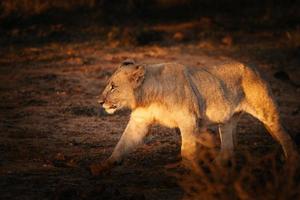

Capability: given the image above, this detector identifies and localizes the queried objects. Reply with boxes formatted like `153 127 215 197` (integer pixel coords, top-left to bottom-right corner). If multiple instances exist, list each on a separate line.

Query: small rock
221 35 233 46
67 57 84 65
55 153 66 161
173 32 184 42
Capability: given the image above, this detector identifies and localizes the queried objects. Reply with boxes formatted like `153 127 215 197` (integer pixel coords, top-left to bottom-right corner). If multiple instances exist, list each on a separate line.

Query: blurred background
1 0 300 46
1 1 300 200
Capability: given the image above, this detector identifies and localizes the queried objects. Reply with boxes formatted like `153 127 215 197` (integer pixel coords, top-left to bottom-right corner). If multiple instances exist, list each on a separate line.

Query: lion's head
98 59 145 114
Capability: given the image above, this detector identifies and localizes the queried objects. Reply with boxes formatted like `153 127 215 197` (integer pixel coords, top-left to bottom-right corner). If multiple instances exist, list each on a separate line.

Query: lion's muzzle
97 97 105 105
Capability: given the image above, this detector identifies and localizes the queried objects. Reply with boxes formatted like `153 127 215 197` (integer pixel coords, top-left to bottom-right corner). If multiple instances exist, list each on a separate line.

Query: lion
90 59 298 176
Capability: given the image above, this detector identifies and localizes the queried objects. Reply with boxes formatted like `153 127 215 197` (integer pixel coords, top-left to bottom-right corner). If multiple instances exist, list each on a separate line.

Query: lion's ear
120 59 135 67
129 65 145 88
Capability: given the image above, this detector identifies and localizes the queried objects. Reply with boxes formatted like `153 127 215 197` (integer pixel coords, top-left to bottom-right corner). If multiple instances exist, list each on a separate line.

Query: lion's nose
98 99 105 105
97 97 105 105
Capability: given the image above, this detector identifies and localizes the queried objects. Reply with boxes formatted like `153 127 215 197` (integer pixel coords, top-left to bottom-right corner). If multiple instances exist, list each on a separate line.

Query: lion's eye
110 83 117 91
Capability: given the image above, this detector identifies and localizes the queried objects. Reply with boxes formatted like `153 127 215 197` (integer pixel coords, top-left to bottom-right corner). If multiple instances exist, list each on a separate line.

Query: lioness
90 59 298 175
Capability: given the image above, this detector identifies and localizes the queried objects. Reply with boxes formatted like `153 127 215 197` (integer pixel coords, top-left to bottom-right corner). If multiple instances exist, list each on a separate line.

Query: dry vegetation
177 149 300 200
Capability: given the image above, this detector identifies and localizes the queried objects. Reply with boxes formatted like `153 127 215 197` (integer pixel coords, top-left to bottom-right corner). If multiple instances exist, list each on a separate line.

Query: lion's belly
203 100 243 124
205 104 232 123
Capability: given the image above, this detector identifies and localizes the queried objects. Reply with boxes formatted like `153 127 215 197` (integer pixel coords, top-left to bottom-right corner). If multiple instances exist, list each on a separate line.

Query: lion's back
139 61 267 123
186 62 248 122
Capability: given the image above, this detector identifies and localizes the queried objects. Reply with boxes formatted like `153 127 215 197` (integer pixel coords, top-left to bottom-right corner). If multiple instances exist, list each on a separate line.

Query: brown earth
0 24 300 199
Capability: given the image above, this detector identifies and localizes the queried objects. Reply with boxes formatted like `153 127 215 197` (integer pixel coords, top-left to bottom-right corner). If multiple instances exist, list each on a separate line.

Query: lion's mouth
109 105 117 109
102 103 118 109
102 104 119 114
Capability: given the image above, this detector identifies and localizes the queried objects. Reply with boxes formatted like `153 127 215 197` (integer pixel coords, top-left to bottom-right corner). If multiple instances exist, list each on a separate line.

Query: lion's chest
150 105 179 128
133 104 180 128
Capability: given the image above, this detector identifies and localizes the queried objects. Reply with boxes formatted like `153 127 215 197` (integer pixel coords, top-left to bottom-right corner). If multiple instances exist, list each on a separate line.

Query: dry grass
177 149 300 200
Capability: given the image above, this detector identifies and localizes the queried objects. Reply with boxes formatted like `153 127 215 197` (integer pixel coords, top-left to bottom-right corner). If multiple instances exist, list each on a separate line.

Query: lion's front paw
89 160 114 176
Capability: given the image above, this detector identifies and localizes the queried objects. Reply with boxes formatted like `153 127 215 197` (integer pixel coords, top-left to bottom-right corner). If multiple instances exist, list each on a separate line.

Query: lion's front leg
109 117 150 163
90 115 150 176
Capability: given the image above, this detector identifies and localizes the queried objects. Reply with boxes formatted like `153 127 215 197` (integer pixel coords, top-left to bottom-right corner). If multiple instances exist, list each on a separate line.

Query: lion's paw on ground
89 160 115 176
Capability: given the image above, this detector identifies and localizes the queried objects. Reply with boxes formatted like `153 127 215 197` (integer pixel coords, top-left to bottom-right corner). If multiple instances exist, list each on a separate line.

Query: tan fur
96 60 298 169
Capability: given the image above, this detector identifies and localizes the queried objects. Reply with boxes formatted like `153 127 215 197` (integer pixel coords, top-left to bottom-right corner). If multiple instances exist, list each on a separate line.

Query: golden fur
90 60 298 175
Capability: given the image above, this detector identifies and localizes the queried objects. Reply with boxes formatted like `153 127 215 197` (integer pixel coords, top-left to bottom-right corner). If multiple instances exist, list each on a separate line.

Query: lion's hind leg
244 104 297 160
242 67 298 161
216 114 240 161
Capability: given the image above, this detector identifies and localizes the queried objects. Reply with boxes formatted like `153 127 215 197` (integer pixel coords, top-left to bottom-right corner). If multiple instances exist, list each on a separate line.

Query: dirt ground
0 21 300 199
